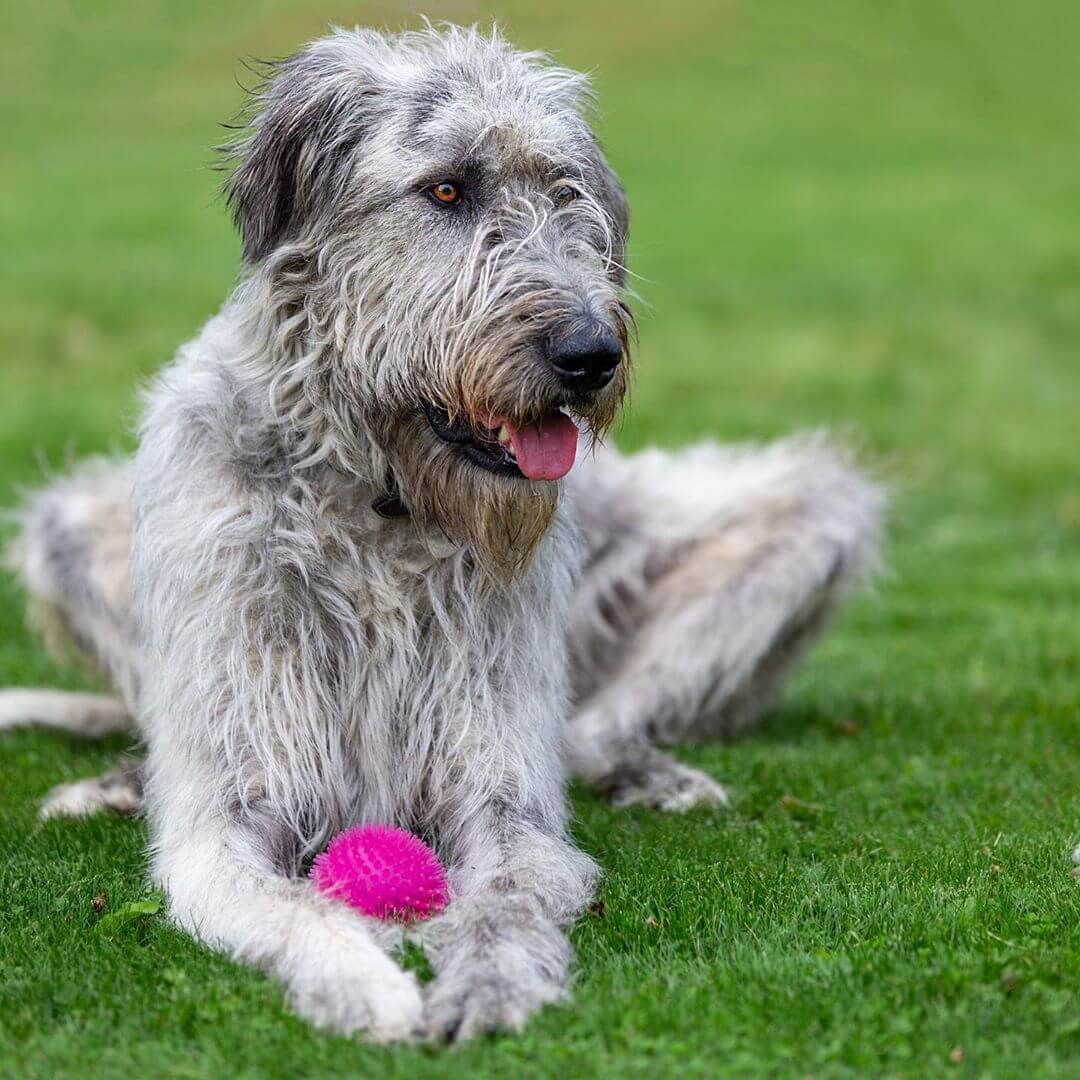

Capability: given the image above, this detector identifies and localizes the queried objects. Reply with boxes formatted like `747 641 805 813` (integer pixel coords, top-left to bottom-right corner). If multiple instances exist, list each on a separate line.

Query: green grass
1 1 1078 1076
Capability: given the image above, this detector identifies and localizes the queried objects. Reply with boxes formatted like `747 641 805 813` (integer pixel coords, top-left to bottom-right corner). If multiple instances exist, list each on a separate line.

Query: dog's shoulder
137 307 288 493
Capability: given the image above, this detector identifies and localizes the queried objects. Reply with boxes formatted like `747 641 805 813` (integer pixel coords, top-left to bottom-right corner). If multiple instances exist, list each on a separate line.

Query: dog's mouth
421 402 579 481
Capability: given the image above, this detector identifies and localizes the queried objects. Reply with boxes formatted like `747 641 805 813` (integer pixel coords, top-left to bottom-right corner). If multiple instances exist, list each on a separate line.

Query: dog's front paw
288 949 423 1043
424 963 563 1043
422 902 571 1043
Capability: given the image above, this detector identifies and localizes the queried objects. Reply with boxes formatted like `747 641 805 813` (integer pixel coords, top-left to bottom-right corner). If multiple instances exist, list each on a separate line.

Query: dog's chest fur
288 473 583 830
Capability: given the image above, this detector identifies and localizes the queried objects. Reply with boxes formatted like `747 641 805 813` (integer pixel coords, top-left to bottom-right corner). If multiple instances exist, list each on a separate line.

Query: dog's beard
387 412 561 580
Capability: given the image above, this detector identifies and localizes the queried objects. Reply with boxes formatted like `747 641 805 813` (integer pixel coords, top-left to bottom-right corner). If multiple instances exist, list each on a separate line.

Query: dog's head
225 26 632 574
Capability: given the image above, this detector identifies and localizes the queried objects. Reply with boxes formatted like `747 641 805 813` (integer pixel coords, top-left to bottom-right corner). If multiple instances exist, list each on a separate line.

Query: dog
0 26 882 1042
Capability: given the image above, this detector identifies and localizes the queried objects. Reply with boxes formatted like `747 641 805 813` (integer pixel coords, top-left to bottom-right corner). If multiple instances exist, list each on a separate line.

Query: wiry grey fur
1 26 882 1042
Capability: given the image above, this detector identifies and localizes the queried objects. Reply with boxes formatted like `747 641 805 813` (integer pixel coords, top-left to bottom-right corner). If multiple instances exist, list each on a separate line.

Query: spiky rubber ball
310 824 449 922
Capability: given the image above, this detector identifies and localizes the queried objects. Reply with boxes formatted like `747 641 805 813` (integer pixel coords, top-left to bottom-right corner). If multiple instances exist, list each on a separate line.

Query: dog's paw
421 901 571 1043
288 950 423 1043
424 965 562 1043
39 773 143 821
604 756 729 812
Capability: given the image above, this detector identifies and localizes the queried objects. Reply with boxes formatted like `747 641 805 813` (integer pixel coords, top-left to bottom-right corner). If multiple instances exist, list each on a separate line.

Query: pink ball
310 824 449 922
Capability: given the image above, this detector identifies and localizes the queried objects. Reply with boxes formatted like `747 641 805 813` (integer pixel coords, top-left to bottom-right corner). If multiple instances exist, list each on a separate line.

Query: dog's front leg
148 753 423 1042
422 795 598 1042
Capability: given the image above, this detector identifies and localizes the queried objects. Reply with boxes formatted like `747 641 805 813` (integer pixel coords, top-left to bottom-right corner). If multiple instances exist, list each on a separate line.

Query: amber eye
430 181 461 205
555 185 577 205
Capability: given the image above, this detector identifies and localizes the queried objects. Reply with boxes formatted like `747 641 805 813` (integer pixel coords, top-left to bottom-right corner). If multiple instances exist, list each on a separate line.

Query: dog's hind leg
4 461 144 815
6 459 140 704
566 436 883 809
4 460 139 714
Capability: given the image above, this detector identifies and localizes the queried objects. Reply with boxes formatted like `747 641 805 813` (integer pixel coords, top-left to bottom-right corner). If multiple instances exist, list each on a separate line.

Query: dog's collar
371 486 409 519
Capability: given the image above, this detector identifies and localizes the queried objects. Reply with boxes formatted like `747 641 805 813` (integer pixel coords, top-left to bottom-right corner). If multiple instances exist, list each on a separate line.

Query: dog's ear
225 34 382 262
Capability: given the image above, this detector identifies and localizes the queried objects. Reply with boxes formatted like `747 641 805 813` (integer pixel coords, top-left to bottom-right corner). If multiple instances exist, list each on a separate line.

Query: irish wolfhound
0 26 882 1041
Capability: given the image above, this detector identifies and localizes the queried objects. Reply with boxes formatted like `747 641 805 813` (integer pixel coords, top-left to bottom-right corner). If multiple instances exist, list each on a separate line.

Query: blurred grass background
1 1 1078 1076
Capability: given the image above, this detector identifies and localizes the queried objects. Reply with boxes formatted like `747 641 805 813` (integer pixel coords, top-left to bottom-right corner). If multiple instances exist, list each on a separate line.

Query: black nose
544 324 623 392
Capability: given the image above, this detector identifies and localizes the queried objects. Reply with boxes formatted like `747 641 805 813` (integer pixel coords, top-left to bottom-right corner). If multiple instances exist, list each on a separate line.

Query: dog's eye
429 181 462 206
554 185 577 205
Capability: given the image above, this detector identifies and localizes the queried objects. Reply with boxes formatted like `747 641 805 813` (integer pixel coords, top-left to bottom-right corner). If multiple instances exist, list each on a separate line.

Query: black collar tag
371 491 410 519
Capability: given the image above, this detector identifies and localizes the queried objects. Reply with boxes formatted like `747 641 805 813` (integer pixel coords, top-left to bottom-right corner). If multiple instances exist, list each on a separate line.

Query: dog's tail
3 459 139 737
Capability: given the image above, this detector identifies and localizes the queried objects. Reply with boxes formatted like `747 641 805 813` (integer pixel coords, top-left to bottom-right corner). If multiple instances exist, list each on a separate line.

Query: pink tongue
504 413 579 481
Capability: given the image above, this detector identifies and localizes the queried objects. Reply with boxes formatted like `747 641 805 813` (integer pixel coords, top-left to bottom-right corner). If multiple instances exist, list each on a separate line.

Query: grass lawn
1 1 1078 1076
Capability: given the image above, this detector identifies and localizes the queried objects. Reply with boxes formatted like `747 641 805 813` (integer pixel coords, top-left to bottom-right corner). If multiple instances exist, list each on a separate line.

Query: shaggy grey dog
0 26 882 1042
